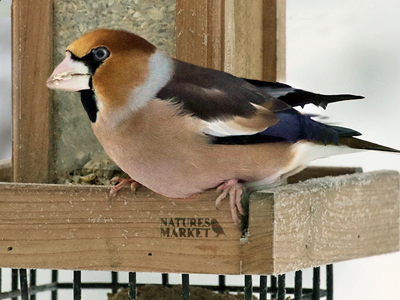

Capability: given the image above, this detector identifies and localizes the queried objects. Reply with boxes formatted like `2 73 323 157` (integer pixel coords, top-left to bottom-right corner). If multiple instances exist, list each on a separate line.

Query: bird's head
47 29 172 122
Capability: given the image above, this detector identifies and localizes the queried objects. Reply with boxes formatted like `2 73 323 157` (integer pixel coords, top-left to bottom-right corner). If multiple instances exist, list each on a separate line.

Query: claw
215 179 245 227
109 177 140 199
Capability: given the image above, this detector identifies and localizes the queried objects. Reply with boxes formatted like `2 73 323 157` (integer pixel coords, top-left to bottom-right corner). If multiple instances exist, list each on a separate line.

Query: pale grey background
0 0 400 299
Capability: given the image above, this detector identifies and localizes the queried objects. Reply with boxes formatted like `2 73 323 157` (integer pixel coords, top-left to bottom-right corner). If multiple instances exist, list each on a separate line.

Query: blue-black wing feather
211 109 361 145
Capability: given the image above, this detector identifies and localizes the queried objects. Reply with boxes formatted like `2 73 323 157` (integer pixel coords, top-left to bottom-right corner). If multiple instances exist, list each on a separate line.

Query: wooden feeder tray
0 164 398 275
5 0 399 279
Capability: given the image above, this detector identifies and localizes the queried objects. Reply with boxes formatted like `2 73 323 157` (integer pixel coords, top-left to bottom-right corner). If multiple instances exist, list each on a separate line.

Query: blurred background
0 0 11 160
0 0 399 299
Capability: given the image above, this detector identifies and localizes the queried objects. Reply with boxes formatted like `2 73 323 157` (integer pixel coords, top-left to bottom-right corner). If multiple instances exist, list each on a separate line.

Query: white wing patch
201 103 278 137
199 87 226 96
201 119 260 137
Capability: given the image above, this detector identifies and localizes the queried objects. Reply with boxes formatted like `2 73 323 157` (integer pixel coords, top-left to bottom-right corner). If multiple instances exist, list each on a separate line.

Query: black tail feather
305 92 364 109
244 79 364 109
275 89 364 109
340 137 400 153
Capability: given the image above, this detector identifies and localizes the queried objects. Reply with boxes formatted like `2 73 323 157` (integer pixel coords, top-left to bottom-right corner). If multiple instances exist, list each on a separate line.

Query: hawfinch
47 29 399 226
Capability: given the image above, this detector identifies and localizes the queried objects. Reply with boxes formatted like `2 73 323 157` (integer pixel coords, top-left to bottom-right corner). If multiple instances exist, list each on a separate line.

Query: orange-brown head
47 29 172 122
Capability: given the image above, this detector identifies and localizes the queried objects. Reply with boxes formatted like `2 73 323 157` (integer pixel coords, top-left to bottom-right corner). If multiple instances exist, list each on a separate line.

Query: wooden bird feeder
1 0 398 278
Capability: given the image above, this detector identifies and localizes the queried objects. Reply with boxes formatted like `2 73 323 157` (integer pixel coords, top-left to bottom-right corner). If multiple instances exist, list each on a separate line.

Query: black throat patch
79 89 98 123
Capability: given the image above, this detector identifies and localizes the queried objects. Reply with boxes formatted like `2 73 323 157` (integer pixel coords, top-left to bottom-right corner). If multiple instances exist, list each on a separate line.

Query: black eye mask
69 46 110 75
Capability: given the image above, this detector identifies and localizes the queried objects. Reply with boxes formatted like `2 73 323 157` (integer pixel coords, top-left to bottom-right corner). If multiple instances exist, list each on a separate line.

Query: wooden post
176 0 286 81
262 0 286 82
175 0 225 70
11 0 53 183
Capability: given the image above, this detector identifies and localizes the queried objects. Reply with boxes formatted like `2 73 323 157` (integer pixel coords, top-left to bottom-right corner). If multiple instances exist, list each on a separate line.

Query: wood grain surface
243 170 400 274
12 0 53 183
0 171 398 275
176 0 286 81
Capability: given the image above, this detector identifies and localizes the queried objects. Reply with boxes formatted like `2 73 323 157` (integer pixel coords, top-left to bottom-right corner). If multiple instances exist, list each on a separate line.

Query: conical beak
46 52 91 91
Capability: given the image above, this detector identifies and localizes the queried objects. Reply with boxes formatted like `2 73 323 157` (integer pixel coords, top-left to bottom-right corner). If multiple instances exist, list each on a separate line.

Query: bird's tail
339 137 400 153
309 93 364 109
243 79 364 109
291 137 399 173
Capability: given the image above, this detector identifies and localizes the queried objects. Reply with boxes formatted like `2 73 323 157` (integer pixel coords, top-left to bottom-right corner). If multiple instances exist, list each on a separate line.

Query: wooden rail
0 170 398 275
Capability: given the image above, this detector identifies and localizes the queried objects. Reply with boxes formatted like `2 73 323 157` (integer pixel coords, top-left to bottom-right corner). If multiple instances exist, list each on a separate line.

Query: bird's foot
215 179 245 227
109 177 140 199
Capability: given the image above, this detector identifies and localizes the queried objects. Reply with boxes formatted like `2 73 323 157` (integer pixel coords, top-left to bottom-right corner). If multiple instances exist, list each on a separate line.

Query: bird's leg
109 177 140 198
215 179 245 227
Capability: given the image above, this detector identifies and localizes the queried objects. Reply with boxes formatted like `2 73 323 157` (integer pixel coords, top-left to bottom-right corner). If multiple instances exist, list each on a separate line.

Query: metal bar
19 269 29 300
278 274 286 300
271 275 277 299
295 270 303 300
0 290 21 300
0 280 328 298
51 270 58 300
218 275 226 293
244 275 252 300
259 276 267 300
0 283 58 300
162 273 169 286
313 267 320 300
0 268 2 293
57 283 128 289
128 272 137 300
0 278 329 299
0 269 331 300
30 269 36 300
281 288 325 299
73 271 81 300
54 282 243 291
181 274 189 300
11 269 18 300
327 265 333 300
0 282 268 298
111 272 118 293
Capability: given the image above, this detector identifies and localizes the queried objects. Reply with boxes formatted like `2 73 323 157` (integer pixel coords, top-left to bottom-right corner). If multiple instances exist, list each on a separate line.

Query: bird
211 219 226 238
47 28 399 227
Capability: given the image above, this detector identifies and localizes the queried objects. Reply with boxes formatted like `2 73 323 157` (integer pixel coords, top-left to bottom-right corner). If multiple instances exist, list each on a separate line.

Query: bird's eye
92 47 110 61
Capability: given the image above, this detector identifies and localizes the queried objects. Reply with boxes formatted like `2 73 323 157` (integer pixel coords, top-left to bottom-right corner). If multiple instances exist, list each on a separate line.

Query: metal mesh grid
0 265 333 300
